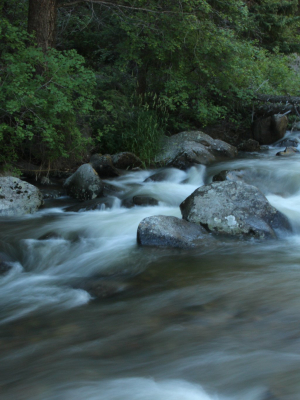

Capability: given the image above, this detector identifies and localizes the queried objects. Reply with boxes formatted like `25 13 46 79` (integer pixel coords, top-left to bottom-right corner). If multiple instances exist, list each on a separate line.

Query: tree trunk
28 0 58 52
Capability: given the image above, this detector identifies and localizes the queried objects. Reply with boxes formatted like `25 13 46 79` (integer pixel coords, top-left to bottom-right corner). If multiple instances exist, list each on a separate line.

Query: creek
1 132 300 400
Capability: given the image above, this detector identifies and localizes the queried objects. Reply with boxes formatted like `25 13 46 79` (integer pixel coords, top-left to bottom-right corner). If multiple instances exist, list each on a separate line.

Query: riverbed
1 133 300 400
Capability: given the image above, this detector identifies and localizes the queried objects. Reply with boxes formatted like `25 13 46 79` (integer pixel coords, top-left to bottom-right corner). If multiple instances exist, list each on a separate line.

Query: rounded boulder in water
63 164 104 201
180 181 291 239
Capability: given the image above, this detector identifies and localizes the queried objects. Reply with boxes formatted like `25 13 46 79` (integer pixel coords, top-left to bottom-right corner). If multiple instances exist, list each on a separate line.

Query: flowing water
1 132 300 399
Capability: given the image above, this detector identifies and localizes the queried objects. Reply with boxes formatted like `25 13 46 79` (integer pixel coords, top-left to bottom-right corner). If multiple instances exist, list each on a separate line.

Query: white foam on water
43 378 224 400
0 262 90 324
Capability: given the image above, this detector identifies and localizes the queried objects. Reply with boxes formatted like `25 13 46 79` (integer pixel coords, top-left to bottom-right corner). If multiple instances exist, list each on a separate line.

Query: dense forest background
1 0 300 168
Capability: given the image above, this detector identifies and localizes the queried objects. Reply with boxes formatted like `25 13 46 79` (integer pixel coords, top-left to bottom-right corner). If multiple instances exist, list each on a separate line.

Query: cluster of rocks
137 180 291 248
0 125 295 223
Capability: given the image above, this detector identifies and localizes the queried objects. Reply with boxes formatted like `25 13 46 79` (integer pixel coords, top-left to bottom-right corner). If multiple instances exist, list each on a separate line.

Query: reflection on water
1 134 300 399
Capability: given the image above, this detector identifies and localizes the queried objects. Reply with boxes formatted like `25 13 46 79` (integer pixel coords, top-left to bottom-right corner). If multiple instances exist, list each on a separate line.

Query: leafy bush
0 19 95 167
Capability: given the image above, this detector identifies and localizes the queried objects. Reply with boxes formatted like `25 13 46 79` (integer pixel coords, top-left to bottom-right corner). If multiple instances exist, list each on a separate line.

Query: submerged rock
137 215 214 248
276 146 299 157
213 169 245 183
180 181 291 239
144 170 171 183
155 131 237 169
274 138 299 148
0 177 43 216
65 197 116 212
63 164 104 201
38 232 62 240
133 195 159 206
76 279 127 299
0 261 12 275
41 189 64 200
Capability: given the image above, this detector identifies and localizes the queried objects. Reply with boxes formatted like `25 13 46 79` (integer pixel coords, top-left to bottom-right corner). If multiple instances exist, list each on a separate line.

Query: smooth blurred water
2 133 300 399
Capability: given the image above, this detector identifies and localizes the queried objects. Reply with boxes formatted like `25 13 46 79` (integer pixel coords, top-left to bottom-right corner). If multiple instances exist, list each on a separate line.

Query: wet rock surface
276 146 299 157
38 232 63 240
0 177 43 217
137 215 214 248
155 131 237 169
253 114 288 145
63 164 104 201
74 278 128 299
144 170 171 182
0 261 12 275
213 169 245 183
89 154 120 178
273 137 299 148
180 181 291 239
65 197 116 212
133 195 159 206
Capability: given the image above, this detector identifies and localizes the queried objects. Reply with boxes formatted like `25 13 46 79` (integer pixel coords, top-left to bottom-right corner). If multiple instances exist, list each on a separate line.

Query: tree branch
59 0 187 14
255 94 300 104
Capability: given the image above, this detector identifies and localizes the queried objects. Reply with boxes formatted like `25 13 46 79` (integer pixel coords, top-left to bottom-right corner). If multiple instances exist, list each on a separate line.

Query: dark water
1 133 300 400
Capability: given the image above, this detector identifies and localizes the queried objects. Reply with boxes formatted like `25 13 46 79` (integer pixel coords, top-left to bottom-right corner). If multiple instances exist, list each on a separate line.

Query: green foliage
0 18 95 166
246 0 300 53
2 0 300 166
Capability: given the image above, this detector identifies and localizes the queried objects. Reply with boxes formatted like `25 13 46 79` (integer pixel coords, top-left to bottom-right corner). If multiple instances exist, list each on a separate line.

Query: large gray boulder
137 215 214 248
180 181 291 239
63 164 104 201
0 177 43 217
155 131 237 169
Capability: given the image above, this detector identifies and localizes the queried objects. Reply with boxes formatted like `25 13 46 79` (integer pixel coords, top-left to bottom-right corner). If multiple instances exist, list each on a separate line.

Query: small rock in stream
0 261 12 275
144 170 172 183
65 197 116 212
38 232 62 240
74 278 128 299
276 146 299 157
213 169 245 183
133 195 159 206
